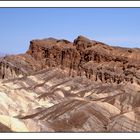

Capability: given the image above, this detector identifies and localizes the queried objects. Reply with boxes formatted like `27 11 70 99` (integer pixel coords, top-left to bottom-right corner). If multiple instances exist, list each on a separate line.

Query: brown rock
0 35 140 132
25 36 140 85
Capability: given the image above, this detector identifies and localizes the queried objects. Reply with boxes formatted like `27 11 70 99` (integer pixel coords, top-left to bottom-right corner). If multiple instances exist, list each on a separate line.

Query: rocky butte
0 35 140 132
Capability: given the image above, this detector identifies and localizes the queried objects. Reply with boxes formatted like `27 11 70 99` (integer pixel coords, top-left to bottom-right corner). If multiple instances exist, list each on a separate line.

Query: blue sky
0 8 140 54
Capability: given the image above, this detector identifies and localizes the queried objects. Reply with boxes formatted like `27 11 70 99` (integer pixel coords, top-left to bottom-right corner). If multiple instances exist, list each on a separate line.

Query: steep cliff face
26 36 140 84
26 38 80 76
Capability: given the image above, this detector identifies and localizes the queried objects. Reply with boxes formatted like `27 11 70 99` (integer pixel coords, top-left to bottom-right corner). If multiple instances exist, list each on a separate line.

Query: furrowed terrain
0 36 140 132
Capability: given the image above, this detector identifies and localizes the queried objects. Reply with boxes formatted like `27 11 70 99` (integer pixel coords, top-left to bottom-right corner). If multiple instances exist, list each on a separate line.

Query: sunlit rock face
26 36 140 84
0 36 140 132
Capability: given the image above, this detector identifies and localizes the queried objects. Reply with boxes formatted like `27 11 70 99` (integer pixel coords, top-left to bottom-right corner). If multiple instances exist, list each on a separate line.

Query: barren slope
0 36 140 132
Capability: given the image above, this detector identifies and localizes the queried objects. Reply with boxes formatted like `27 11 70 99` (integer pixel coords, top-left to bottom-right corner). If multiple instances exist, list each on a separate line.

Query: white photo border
0 1 140 139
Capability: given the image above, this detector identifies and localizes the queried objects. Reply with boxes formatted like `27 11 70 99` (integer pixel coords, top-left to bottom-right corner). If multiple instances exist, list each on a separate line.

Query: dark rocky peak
30 38 58 48
73 35 108 54
32 37 58 41
74 35 106 46
74 35 91 43
29 38 72 51
27 37 75 62
73 35 93 53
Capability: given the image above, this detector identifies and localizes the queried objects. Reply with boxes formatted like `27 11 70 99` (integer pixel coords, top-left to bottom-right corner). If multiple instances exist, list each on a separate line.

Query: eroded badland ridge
0 35 140 132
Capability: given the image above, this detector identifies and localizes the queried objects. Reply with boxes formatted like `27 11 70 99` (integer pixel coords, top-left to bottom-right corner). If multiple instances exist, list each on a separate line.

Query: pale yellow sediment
0 115 29 132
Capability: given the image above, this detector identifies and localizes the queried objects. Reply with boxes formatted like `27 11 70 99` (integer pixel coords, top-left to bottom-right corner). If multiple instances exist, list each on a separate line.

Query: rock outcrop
0 35 140 132
0 54 42 79
1 36 140 85
26 36 140 84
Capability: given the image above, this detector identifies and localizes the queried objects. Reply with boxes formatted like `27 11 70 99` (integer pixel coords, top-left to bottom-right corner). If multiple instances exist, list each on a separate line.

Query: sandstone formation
25 36 140 85
0 36 140 132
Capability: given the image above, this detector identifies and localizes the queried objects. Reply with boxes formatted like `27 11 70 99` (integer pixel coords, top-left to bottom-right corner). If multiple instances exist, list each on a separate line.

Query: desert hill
0 36 140 132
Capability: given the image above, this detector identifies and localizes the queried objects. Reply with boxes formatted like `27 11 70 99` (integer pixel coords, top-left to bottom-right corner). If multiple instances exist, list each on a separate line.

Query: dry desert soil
0 35 140 132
